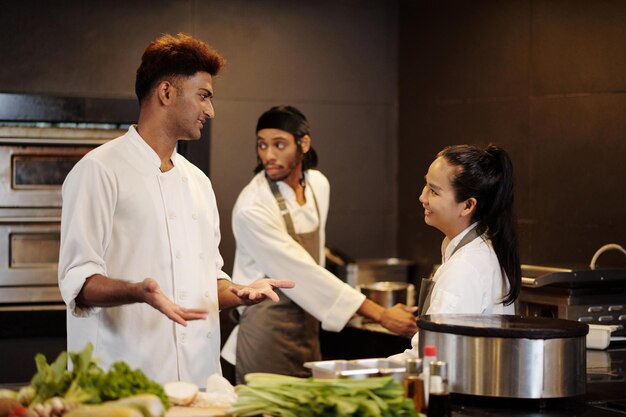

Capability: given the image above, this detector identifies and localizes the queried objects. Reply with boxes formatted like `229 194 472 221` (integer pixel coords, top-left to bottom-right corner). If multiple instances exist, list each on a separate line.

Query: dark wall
398 0 626 275
2 0 622 281
0 0 399 273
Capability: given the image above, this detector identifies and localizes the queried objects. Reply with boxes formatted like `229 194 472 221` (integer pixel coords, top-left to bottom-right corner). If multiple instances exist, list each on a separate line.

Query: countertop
5 322 625 416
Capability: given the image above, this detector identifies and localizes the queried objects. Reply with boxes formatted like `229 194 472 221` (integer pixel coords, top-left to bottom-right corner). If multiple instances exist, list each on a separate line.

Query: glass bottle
422 344 437 406
427 360 451 417
403 358 426 412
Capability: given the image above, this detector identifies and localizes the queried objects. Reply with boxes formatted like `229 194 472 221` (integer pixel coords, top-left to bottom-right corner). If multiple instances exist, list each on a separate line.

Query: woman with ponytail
390 144 521 361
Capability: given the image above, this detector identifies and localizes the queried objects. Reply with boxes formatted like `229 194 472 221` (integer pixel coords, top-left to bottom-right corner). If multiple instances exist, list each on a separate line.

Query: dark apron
235 177 321 383
418 226 481 316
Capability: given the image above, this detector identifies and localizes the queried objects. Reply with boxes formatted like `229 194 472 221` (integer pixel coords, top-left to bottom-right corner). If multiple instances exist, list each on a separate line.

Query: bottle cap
406 358 423 374
430 360 448 379
424 345 437 357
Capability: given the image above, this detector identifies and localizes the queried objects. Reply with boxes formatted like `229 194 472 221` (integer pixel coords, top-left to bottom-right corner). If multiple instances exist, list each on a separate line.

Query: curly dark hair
135 33 225 103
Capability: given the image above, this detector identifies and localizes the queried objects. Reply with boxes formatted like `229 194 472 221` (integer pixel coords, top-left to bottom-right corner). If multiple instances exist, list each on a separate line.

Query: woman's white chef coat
389 223 514 362
58 126 228 385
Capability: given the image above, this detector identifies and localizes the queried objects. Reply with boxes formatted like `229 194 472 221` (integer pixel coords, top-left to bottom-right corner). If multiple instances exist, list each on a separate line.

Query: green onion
230 373 423 417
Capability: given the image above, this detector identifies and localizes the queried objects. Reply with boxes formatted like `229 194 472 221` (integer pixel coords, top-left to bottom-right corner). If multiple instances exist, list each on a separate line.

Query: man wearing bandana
222 106 418 382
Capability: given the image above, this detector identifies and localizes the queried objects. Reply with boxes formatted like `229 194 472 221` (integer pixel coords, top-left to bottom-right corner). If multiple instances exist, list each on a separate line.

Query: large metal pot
354 258 416 286
358 281 415 308
417 314 588 399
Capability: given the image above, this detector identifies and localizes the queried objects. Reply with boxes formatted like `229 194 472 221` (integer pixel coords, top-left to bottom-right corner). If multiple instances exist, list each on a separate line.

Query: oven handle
0 304 66 312
0 137 109 146
0 216 62 223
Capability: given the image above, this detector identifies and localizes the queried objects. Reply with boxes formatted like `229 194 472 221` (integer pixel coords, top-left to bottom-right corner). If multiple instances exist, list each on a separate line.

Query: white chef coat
389 223 514 362
58 126 228 385
221 170 365 364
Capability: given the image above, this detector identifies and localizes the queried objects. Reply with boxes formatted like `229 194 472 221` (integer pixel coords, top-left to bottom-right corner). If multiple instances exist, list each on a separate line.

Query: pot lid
417 314 589 339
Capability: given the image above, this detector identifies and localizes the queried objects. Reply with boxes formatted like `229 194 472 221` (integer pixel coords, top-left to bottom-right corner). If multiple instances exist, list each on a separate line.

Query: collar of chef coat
271 172 319 232
127 125 178 170
272 171 311 199
441 221 480 263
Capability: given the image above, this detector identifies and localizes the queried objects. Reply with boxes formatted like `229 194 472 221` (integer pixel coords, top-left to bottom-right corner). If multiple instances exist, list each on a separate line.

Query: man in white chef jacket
58 33 293 386
222 106 417 382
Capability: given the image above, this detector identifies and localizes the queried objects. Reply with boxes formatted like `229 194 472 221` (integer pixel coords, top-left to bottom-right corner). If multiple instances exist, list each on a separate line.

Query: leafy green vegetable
66 343 107 403
100 362 170 408
30 350 72 404
230 373 422 417
25 344 169 409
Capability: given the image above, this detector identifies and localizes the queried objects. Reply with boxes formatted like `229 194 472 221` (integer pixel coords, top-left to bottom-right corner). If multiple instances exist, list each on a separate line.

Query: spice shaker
428 360 451 417
403 358 426 412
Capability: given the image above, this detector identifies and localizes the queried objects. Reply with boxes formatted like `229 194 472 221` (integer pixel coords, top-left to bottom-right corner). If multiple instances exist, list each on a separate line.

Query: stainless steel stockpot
417 314 589 399
358 281 415 308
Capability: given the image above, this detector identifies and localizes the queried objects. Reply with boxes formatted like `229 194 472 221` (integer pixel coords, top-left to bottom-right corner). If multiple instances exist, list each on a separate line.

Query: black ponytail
439 144 521 305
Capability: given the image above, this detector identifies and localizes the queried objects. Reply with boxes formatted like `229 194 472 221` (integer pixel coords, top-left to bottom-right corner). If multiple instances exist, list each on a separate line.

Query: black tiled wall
398 0 626 271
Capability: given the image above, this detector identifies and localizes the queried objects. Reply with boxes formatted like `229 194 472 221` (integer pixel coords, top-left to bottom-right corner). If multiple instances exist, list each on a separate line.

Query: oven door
0 210 62 303
0 126 122 207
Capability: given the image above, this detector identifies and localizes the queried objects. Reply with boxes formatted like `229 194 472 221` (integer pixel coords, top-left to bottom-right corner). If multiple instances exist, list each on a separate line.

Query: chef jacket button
179 292 187 301
199 252 204 260
176 251 182 259
192 213 198 220
204 291 210 298
182 176 188 183
206 331 212 338
179 334 186 344
169 212 176 219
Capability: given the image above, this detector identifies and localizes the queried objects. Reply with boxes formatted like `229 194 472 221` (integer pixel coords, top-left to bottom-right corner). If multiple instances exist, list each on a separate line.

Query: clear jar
403 358 426 412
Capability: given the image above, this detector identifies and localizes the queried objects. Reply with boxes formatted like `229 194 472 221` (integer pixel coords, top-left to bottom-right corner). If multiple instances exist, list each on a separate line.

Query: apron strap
418 226 482 315
267 178 298 239
266 176 320 244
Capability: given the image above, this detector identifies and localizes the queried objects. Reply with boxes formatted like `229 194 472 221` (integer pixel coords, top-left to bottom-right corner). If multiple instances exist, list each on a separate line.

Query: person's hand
229 278 296 305
380 303 418 338
140 278 208 326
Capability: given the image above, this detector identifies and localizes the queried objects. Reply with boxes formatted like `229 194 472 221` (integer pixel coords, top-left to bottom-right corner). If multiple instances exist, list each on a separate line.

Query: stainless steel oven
0 127 111 207
0 93 139 383
0 127 124 304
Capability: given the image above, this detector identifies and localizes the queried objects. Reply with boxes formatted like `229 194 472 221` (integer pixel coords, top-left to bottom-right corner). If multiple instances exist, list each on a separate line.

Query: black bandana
256 106 310 138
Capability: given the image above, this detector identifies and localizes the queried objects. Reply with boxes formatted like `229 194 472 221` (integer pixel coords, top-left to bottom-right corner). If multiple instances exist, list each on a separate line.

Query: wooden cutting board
166 405 230 417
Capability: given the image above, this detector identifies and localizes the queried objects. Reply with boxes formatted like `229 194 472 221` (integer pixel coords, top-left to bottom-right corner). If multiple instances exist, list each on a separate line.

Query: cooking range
518 264 626 337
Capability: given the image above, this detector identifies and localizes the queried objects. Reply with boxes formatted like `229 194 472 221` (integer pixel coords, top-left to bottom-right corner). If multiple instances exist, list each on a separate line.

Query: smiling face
419 156 473 239
256 128 307 184
169 71 215 140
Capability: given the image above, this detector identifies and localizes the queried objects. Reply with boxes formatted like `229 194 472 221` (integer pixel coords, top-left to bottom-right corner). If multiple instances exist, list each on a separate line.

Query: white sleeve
233 205 365 332
426 258 485 314
388 330 421 363
58 158 115 317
